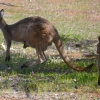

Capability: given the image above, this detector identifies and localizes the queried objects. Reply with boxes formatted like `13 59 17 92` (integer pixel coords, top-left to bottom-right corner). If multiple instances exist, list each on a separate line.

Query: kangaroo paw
40 60 46 64
5 56 10 61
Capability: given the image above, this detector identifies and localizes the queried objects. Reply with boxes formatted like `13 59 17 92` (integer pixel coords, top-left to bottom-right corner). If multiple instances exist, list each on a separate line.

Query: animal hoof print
5 56 10 61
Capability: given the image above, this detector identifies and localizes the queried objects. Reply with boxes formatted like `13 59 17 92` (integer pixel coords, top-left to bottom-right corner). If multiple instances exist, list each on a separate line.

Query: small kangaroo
97 36 100 85
0 9 93 71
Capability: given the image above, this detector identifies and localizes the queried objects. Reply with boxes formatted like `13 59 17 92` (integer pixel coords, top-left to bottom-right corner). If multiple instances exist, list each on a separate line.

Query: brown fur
97 36 100 85
0 9 93 71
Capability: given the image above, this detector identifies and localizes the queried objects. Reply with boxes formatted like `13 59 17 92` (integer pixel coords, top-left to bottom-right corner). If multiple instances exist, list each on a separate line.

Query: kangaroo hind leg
21 47 47 68
37 47 47 64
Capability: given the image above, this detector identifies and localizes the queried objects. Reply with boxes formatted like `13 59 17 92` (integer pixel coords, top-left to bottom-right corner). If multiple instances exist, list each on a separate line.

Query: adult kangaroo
0 9 93 71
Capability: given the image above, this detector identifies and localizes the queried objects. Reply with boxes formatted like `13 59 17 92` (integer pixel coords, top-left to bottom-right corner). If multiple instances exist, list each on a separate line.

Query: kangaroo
97 36 100 85
0 9 94 71
23 41 29 48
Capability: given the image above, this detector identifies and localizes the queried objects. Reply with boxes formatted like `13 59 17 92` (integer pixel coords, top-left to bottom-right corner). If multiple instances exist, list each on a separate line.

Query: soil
0 91 100 100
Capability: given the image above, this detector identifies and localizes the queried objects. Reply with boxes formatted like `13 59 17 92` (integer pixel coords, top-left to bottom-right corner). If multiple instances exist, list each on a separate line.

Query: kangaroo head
0 9 6 28
0 9 4 18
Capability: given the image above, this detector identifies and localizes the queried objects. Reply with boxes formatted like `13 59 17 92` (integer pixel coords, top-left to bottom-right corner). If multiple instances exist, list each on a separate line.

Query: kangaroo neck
0 18 7 31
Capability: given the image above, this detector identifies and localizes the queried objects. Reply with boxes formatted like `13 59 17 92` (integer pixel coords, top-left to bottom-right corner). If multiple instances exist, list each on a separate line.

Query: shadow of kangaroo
0 9 94 71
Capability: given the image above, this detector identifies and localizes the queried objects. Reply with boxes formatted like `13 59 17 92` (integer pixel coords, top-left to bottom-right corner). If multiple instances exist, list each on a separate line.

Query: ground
0 0 100 100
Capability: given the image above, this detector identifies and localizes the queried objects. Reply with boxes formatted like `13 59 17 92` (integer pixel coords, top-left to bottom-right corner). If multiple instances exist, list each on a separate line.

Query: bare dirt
0 91 100 100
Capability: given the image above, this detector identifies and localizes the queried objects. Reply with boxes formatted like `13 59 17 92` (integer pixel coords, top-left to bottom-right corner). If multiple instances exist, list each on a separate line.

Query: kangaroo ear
0 9 4 17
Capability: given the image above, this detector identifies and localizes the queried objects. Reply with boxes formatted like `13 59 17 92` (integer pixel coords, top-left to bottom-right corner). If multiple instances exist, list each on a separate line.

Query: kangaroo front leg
5 41 11 61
